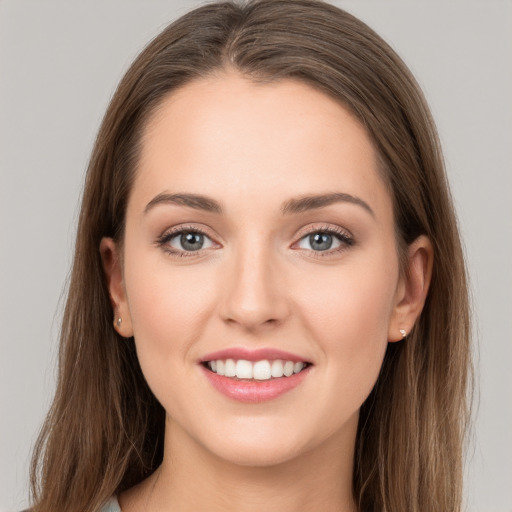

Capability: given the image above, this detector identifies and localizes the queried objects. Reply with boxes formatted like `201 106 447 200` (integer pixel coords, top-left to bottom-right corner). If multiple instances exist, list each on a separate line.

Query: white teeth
225 359 236 377
235 359 253 379
253 360 271 380
208 358 308 380
283 361 294 377
271 360 284 377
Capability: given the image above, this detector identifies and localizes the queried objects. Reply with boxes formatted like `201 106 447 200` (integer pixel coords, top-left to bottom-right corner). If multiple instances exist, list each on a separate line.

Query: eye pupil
181 232 204 251
309 232 332 251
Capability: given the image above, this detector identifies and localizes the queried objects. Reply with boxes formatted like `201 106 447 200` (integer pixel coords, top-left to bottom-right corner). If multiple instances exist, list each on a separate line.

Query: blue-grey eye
169 231 213 252
298 232 343 251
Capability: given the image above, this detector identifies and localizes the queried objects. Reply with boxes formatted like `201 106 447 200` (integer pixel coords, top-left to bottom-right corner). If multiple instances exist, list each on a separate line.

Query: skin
101 72 432 512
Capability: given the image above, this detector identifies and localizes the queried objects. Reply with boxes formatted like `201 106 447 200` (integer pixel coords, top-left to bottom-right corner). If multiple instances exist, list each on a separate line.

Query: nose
219 240 290 332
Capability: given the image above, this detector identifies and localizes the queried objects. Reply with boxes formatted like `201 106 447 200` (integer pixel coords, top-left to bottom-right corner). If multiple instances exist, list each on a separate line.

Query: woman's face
104 73 414 467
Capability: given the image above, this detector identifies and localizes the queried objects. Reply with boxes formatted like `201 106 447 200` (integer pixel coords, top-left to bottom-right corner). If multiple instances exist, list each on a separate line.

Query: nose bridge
220 233 289 330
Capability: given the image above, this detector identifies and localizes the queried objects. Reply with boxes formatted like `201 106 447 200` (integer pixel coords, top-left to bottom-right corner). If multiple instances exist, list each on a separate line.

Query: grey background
1 1 511 511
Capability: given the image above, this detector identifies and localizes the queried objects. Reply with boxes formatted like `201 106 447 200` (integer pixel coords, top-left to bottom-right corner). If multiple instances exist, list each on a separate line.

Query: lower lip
201 365 311 403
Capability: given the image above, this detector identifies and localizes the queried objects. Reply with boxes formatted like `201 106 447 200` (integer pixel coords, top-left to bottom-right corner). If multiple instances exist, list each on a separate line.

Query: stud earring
116 317 122 328
399 329 407 339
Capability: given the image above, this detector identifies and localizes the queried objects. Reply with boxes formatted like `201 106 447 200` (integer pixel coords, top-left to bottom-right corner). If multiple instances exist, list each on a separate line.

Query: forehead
132 72 392 222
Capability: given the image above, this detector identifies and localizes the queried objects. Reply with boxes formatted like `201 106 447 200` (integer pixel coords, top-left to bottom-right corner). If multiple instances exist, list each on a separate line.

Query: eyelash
294 225 354 259
156 225 214 258
155 224 354 259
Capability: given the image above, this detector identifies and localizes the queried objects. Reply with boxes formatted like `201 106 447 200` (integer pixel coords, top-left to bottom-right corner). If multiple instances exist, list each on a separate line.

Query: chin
193 416 331 469
208 438 309 468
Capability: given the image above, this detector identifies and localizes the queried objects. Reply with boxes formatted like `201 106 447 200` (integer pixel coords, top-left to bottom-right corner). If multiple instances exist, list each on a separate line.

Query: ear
388 235 433 342
99 237 134 338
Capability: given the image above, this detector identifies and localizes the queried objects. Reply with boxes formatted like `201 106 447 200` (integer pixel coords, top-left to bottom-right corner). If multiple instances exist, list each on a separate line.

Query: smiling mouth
203 359 311 381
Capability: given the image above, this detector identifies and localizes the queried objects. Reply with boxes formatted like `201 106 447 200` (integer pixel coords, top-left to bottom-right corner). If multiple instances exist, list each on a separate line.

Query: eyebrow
144 191 374 217
281 192 374 217
144 192 223 214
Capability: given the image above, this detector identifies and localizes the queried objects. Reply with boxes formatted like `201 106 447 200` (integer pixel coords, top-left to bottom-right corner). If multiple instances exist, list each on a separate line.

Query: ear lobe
388 235 433 342
99 237 133 337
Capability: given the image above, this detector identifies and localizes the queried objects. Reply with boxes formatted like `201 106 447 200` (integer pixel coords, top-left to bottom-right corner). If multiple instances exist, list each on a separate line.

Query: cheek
123 251 218 384
301 256 396 334
296 252 398 394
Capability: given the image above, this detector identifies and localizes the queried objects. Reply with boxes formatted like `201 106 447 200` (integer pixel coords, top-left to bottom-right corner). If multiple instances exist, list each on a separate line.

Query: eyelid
156 223 221 257
291 223 355 257
294 223 353 240
155 222 354 259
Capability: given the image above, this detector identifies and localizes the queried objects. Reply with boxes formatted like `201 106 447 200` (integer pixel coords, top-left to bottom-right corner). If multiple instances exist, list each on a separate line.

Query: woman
29 1 471 511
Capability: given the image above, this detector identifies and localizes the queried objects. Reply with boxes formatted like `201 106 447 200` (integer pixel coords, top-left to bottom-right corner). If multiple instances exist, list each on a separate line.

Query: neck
122 415 359 512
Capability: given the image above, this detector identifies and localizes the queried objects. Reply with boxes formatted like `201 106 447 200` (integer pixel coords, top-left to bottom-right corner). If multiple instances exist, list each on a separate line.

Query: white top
99 496 121 512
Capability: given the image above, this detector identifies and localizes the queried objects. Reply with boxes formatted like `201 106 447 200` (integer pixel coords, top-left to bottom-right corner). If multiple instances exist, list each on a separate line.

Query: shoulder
98 496 122 512
19 496 121 512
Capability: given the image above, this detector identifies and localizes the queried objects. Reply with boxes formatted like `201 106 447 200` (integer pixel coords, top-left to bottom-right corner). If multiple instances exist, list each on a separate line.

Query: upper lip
200 347 311 364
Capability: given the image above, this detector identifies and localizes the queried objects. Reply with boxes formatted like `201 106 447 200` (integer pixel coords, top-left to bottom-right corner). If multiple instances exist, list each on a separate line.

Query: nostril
224 316 281 330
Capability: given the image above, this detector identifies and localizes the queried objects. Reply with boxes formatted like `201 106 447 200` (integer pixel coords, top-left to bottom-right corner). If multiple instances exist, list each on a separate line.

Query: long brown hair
30 1 471 511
